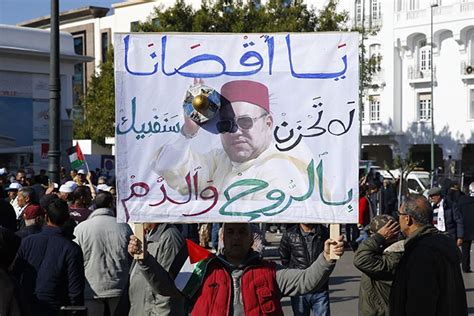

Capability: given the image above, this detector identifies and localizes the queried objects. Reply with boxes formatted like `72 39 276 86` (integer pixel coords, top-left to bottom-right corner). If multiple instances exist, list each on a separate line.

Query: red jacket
192 258 284 316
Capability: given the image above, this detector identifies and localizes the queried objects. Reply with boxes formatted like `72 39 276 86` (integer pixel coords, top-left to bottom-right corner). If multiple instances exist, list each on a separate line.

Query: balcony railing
408 65 437 81
371 69 385 83
461 60 474 76
396 2 474 22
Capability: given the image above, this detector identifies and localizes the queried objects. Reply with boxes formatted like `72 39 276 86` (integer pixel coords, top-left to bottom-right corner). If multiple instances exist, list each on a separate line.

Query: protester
458 182 474 273
120 223 186 316
6 182 22 217
0 196 17 232
69 186 93 223
380 179 397 217
0 167 8 199
14 199 85 316
427 186 463 245
74 191 132 316
128 223 344 315
279 223 331 316
390 194 467 316
0 227 22 316
16 187 39 230
353 215 404 316
15 204 45 238
15 170 27 186
58 181 77 204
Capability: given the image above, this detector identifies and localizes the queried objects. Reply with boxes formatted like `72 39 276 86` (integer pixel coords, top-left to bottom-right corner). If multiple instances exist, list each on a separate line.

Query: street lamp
430 2 438 188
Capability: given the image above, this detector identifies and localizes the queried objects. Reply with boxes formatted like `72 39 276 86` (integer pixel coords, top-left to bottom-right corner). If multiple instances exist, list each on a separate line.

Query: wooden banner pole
329 224 341 260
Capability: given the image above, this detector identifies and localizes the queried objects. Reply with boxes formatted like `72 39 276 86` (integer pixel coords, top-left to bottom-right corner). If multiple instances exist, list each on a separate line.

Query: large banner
115 33 359 223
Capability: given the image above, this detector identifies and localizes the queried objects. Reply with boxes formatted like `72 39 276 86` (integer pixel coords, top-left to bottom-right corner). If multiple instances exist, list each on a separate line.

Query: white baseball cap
77 169 86 175
59 181 78 193
0 168 7 176
97 184 112 192
6 182 22 191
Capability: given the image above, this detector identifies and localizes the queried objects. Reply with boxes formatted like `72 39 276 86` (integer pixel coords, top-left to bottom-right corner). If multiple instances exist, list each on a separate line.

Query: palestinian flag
67 144 85 169
174 239 214 298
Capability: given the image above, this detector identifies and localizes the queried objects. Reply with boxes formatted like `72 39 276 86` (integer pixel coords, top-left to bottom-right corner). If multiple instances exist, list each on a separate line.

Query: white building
0 25 92 171
18 0 474 182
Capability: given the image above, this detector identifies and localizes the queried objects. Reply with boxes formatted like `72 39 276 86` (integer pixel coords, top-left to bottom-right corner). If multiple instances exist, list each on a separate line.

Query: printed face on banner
114 33 359 224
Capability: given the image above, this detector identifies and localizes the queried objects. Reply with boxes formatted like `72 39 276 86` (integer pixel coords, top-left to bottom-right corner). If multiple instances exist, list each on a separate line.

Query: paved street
265 232 474 315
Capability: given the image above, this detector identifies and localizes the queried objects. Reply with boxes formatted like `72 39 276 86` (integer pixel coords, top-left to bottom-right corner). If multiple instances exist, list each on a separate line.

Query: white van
381 169 431 195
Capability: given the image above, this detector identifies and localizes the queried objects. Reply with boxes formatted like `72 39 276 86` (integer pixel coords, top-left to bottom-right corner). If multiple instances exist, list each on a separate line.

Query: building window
101 31 109 63
419 45 431 71
371 0 380 20
130 21 140 32
418 93 432 121
470 89 474 120
369 44 382 73
369 95 380 122
409 0 418 11
72 32 86 105
361 103 365 122
356 0 362 24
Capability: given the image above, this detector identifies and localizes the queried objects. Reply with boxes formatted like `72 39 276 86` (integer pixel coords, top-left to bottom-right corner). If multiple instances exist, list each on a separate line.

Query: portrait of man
151 80 314 206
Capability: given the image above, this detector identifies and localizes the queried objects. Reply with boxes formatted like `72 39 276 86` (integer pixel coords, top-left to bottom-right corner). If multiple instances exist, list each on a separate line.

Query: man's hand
45 181 55 195
377 220 400 241
323 235 344 262
457 238 463 247
181 115 201 138
128 235 148 260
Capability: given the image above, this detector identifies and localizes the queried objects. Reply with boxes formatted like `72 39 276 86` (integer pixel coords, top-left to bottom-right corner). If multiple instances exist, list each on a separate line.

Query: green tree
74 48 115 145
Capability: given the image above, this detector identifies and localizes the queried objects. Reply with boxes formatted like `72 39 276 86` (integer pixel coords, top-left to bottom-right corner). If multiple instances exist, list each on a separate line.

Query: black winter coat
458 195 474 241
279 224 329 291
390 225 467 316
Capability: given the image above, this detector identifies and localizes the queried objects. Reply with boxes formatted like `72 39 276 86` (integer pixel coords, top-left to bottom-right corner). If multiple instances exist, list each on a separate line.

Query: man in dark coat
380 179 398 217
428 186 463 246
279 224 330 315
0 198 16 232
458 182 474 273
354 215 403 316
390 194 467 316
14 199 85 316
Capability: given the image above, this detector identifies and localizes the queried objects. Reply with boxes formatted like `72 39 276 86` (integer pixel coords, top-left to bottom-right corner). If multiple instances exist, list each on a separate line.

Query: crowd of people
0 163 472 316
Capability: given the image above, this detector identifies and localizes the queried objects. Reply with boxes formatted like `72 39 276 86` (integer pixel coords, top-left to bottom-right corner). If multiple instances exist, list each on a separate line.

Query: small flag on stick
174 239 214 298
67 144 85 169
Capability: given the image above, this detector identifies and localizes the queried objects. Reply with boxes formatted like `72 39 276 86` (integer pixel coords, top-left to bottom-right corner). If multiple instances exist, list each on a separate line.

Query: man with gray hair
457 182 474 273
16 187 39 230
354 215 403 315
390 194 467 316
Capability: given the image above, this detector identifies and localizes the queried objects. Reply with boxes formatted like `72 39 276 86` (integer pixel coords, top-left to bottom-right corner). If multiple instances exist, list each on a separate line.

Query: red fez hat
220 80 270 113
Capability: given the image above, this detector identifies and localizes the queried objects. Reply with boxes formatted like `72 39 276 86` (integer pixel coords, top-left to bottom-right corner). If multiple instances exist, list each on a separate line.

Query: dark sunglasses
397 211 409 217
217 113 267 133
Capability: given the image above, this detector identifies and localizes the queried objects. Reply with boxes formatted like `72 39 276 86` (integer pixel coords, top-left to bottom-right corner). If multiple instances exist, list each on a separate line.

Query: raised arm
128 235 183 297
276 236 343 296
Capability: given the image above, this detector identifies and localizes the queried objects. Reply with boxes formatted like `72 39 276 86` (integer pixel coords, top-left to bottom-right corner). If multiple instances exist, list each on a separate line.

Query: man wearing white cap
6 183 23 218
152 80 315 218
59 181 78 204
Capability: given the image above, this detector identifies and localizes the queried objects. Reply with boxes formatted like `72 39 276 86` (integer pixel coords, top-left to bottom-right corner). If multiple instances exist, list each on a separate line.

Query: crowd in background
0 165 472 316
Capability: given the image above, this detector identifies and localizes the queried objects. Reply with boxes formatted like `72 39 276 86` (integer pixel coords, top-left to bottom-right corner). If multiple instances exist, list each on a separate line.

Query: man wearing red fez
152 80 314 203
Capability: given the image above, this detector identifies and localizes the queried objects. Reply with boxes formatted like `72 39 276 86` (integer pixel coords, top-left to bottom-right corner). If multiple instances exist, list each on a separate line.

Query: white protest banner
114 32 359 223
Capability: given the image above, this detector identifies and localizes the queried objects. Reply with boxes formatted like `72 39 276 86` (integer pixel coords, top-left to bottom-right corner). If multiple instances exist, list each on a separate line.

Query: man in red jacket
129 223 344 315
